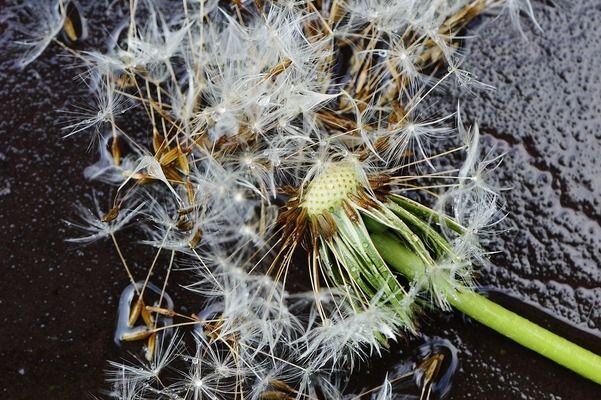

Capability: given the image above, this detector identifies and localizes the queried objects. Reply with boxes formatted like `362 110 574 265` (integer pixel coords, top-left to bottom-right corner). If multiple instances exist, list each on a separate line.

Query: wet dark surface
1 1 600 399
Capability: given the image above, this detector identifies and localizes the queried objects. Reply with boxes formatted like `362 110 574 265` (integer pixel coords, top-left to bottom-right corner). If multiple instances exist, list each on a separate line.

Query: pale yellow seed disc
302 162 359 216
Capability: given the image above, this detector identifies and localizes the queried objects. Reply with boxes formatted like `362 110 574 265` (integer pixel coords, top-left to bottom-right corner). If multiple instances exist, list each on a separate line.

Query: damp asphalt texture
1 1 600 399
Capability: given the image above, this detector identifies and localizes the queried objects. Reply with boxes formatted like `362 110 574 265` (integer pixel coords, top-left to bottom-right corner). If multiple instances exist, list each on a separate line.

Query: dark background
1 1 600 398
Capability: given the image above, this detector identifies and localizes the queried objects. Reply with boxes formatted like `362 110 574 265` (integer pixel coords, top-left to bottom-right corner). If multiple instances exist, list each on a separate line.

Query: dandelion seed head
28 0 535 396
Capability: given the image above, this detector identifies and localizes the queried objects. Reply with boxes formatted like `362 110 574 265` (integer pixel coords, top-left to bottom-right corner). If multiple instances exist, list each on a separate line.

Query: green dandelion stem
370 231 601 385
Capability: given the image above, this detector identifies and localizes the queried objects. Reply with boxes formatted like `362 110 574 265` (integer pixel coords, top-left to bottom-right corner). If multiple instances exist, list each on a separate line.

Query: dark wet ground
1 1 600 399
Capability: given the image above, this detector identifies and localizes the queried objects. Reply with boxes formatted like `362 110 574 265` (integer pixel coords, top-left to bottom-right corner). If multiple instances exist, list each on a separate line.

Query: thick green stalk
371 231 601 385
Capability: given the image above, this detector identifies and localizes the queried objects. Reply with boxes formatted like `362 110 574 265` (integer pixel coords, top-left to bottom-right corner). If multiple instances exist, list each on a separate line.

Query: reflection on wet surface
1 0 600 399
389 337 459 400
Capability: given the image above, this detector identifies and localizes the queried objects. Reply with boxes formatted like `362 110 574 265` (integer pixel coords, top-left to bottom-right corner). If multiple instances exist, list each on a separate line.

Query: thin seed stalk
370 231 601 385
